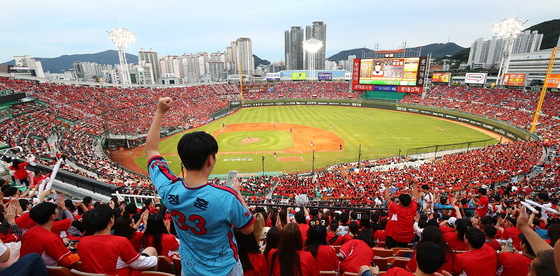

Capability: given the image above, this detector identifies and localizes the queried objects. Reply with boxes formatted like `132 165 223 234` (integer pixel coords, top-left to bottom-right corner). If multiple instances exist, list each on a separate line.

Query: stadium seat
141 272 175 276
373 247 393 257
171 257 181 276
390 247 408 255
70 269 108 276
72 261 84 272
393 248 414 257
47 266 72 276
372 256 389 271
388 257 411 269
156 256 175 274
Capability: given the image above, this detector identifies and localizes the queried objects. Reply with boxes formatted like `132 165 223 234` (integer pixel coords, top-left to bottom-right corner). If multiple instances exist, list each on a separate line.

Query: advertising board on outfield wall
502 73 526 86
292 72 307 80
432 73 451 83
465 73 487 84
239 100 533 141
318 72 332 80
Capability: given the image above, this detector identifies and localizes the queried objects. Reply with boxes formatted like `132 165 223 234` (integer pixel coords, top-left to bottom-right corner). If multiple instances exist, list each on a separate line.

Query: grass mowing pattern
136 106 498 175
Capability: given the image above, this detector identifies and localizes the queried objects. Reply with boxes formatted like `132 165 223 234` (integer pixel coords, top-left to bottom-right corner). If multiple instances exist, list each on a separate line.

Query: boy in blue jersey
146 97 255 276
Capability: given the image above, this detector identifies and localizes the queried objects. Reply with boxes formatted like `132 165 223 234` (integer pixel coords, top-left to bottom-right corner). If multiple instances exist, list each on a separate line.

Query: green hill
525 19 560 50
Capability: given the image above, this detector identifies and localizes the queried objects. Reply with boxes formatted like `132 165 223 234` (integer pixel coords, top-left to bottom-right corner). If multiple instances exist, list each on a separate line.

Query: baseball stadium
0 53 559 275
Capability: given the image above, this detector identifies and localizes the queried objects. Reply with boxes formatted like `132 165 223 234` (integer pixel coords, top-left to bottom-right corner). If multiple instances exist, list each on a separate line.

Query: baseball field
125 105 501 177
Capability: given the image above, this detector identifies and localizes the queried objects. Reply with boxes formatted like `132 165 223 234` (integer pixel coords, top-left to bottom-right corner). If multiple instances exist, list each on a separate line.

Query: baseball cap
448 217 457 227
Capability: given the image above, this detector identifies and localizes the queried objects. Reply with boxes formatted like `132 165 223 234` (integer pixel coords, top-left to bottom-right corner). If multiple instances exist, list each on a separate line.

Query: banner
292 72 307 80
318 72 332 80
547 74 560 88
465 73 487 84
432 72 451 83
503 74 526 86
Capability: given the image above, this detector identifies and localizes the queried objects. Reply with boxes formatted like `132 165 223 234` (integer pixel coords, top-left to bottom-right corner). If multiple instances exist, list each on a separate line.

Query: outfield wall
234 99 535 142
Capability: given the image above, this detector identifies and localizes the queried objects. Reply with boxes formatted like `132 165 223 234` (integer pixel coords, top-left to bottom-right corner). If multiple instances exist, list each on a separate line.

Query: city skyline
1 0 560 64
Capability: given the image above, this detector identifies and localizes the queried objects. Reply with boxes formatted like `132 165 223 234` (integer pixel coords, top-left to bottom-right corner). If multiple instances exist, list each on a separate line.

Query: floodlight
304 38 323 81
492 18 526 86
303 38 323 54
108 28 136 49
492 18 526 39
107 28 136 85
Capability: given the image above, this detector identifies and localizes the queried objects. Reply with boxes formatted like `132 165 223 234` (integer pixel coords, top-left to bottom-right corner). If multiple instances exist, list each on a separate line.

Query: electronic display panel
357 57 422 86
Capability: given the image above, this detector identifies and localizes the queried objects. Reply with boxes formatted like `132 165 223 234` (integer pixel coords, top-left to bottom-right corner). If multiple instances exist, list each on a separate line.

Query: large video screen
356 57 425 86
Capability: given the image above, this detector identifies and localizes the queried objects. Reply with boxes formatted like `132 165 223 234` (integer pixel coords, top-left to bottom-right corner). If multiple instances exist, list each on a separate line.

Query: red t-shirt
129 232 143 252
502 227 522 251
485 239 501 251
78 234 143 276
386 200 418 243
10 162 28 180
244 252 269 276
137 232 179 257
454 244 497 276
373 229 386 243
384 267 414 276
443 232 467 251
497 252 532 276
326 232 344 246
312 245 338 272
269 249 319 276
439 224 455 234
339 239 374 274
476 196 489 218
20 226 74 267
298 224 309 244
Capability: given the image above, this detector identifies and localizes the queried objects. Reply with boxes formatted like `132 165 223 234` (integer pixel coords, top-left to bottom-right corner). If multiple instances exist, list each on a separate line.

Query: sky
1 0 560 63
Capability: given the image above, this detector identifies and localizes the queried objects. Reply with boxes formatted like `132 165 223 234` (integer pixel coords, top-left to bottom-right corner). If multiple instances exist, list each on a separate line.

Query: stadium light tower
107 28 136 85
493 18 526 86
303 38 323 81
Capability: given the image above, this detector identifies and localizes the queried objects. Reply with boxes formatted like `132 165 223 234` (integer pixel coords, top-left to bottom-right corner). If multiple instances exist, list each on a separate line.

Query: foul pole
530 47 557 133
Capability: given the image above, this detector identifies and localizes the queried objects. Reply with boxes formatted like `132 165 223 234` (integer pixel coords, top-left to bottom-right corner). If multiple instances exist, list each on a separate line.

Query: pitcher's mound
242 138 261 144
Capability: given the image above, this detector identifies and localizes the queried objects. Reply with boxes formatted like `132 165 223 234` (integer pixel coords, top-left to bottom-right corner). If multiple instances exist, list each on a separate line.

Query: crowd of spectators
400 85 560 140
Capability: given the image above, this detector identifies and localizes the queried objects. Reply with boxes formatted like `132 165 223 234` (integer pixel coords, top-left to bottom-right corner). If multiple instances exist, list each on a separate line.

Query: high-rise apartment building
231 38 254 76
73 62 112 81
138 49 160 84
468 30 543 69
285 26 304 70
159 55 180 78
305 21 327 70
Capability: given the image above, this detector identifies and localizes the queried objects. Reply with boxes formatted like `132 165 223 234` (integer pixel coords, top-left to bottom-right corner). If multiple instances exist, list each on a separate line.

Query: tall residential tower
305 21 327 70
285 26 304 70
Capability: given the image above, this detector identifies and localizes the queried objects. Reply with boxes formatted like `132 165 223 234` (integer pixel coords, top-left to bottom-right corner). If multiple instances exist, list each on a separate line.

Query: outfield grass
135 106 498 176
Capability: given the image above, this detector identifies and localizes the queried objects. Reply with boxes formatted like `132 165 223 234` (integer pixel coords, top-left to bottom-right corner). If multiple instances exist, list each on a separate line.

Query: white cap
448 217 457 227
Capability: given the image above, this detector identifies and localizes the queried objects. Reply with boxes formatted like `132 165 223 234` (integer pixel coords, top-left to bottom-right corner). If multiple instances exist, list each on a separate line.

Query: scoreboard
352 57 427 93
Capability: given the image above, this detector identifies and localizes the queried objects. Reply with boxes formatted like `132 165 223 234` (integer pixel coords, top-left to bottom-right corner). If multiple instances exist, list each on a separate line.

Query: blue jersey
148 156 254 275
